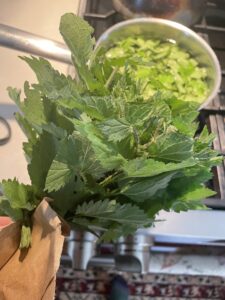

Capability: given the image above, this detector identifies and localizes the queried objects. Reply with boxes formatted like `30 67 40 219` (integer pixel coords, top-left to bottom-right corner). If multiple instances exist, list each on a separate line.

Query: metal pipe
0 23 72 64
88 256 115 269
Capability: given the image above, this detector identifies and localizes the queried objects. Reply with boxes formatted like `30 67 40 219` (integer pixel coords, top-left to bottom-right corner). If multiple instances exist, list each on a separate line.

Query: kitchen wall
0 0 82 183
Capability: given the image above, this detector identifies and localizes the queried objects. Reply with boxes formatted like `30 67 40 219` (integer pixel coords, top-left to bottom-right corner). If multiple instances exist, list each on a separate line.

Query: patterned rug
56 268 225 299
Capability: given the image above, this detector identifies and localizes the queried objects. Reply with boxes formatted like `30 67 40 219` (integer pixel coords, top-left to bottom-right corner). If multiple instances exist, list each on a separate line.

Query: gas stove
57 1 225 274
83 0 225 209
194 0 225 209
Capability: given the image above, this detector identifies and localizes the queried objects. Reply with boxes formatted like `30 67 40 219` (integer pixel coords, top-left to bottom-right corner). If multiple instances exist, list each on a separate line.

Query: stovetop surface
83 0 225 209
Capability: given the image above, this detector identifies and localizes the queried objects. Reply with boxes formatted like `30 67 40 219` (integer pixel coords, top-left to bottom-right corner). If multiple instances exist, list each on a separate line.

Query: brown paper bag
0 198 67 300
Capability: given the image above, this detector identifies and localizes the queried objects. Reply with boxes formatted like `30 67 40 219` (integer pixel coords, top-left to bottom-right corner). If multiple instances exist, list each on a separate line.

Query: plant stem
99 171 121 187
105 67 119 89
132 126 140 155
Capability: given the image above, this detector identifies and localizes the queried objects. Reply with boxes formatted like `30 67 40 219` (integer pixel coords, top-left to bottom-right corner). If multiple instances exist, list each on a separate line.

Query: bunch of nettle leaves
0 14 221 247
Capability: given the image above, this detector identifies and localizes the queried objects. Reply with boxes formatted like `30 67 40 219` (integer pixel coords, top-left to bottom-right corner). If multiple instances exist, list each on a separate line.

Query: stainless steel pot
94 18 221 109
113 0 206 27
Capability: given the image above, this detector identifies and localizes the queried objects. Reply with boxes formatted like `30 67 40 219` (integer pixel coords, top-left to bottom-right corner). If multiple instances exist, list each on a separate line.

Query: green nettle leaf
197 126 215 145
20 56 79 99
170 186 215 212
168 98 199 137
99 118 132 142
75 121 126 170
182 166 213 185
0 196 23 221
81 96 115 120
123 96 171 133
57 95 114 121
45 136 77 192
59 13 98 91
7 87 21 107
171 200 206 212
28 131 58 192
75 199 150 227
132 100 172 144
42 99 75 134
42 122 67 140
49 178 86 217
1 179 36 211
194 126 219 163
173 116 198 137
163 167 214 211
60 13 94 63
12 82 74 135
125 103 152 124
123 158 196 178
45 161 74 193
21 82 47 127
71 134 106 178
148 132 194 162
45 134 105 192
166 97 199 118
15 113 39 160
179 186 216 202
121 172 176 202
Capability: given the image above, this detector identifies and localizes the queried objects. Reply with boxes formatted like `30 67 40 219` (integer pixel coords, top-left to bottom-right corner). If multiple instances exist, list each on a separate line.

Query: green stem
105 67 119 89
132 126 140 155
106 189 120 198
99 171 121 188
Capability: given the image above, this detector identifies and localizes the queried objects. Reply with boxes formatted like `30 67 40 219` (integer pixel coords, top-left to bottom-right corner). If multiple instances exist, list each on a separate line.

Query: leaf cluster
0 14 221 246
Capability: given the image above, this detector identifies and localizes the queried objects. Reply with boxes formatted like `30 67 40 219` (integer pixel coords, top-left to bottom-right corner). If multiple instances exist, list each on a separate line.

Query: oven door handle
0 23 72 64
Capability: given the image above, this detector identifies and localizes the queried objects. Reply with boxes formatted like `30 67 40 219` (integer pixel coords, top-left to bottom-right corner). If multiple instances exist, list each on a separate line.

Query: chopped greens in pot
104 37 208 103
